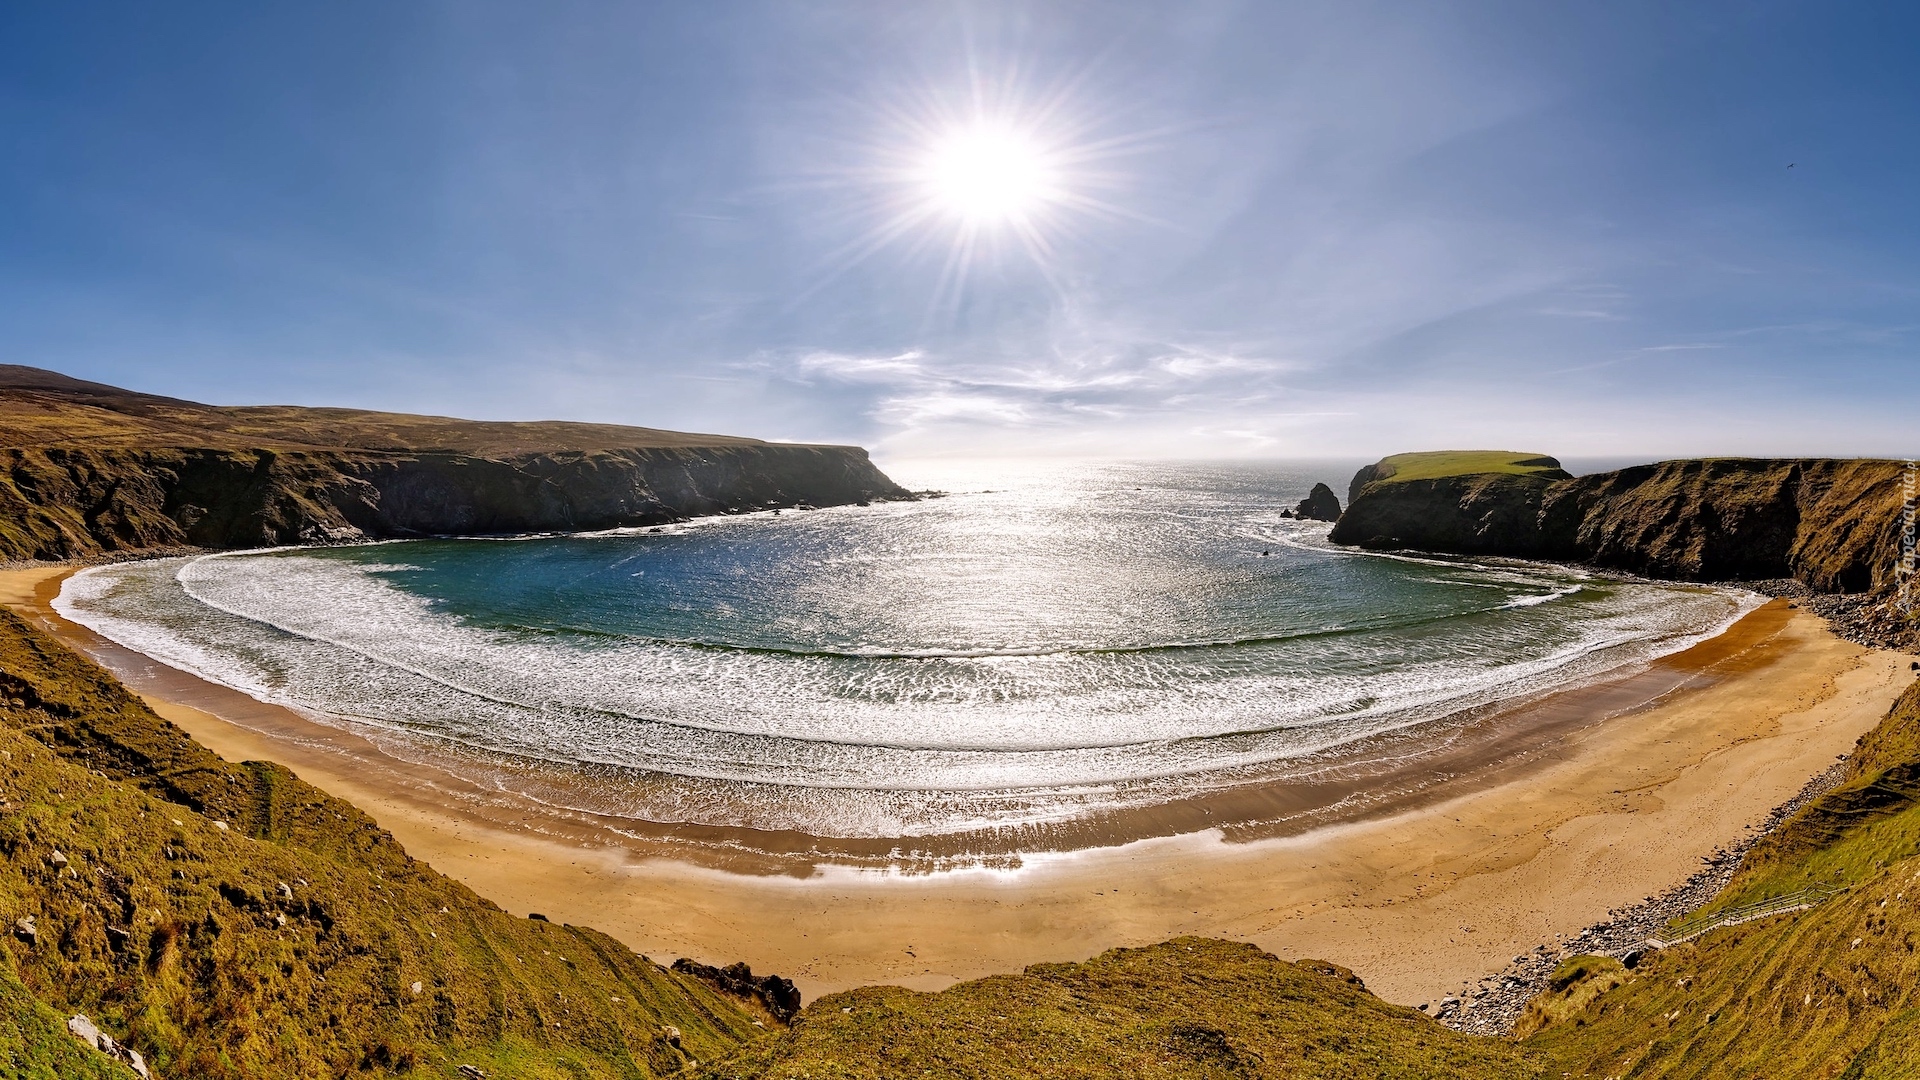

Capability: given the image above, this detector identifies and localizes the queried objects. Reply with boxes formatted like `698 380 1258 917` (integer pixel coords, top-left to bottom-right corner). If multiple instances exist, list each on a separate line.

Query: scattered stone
457 1066 487 1080
47 849 67 869
660 1025 682 1046
410 981 423 996
276 881 294 901
66 1014 149 1078
1748 581 1920 653
212 821 228 832
12 915 36 945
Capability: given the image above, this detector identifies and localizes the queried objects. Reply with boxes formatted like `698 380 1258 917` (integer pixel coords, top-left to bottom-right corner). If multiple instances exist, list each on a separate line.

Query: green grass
0 607 766 1077
704 941 1543 1080
1510 956 1627 1039
0 959 128 1079
1365 451 1569 485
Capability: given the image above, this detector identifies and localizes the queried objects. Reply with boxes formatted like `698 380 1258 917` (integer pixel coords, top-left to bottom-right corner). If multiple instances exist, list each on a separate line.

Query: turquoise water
57 460 1751 840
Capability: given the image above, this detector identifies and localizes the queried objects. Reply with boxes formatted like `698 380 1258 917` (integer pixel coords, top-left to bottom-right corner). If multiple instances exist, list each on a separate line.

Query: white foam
54 466 1759 840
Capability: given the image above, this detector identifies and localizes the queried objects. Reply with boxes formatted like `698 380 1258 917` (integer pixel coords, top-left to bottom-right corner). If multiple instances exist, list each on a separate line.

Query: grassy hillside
706 940 1543 1080
1524 681 1920 1078
0 961 127 1079
0 607 766 1078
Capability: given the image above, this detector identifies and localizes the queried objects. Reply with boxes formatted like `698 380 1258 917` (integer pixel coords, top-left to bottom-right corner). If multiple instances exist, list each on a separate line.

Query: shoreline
5 564 1914 1008
45 553 1768 867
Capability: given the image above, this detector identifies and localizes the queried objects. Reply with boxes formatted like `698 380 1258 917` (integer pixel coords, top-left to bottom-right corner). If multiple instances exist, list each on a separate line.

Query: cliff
1331 451 1913 595
0 366 910 560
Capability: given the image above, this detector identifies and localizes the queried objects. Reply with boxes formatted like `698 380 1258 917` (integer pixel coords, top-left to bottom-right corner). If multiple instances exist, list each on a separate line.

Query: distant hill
0 365 776 456
0 366 908 560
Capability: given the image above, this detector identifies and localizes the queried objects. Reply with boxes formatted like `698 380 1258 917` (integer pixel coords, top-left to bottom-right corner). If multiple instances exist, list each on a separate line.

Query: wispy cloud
757 338 1308 452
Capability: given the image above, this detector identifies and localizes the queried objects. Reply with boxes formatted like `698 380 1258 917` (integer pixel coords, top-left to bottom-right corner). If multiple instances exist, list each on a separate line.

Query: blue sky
2 2 1915 460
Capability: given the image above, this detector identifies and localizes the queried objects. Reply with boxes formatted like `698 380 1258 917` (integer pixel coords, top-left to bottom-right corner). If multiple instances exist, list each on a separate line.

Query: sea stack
1293 483 1342 522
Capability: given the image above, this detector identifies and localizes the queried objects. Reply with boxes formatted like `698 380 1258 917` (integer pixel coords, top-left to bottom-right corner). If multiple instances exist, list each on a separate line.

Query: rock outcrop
1291 483 1342 522
0 366 910 560
670 959 802 1023
1332 454 1913 595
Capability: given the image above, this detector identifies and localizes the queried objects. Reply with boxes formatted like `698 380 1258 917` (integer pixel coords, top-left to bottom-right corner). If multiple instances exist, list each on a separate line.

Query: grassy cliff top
710 940 1542 1079
0 365 825 456
1367 451 1570 485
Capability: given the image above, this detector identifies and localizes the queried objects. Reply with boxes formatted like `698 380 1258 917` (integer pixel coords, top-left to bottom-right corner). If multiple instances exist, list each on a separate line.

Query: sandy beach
5 563 1912 1009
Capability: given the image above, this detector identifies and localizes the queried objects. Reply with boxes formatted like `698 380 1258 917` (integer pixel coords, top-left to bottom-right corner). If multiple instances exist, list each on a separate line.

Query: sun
797 71 1147 309
919 122 1060 226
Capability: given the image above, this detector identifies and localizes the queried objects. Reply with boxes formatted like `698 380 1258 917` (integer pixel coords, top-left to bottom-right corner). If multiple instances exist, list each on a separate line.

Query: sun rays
789 60 1155 324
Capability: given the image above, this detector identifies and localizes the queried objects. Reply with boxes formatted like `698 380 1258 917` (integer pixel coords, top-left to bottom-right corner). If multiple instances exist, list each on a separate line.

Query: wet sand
5 564 1913 1008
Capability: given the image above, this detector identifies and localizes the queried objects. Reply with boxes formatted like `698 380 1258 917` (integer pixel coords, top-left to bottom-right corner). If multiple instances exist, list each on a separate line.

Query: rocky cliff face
0 443 907 560
0 367 910 561
1332 456 1913 595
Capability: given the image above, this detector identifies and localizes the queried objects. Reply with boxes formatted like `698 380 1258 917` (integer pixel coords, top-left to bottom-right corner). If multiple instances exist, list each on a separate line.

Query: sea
55 459 1754 847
